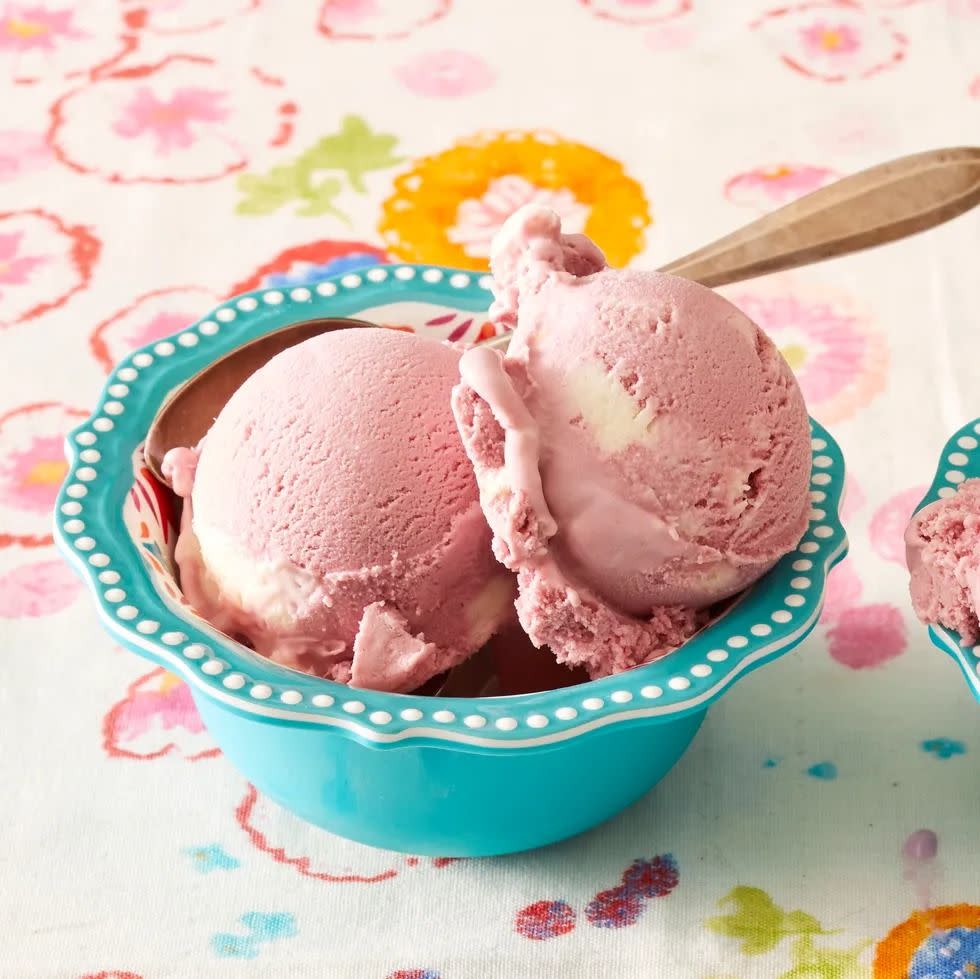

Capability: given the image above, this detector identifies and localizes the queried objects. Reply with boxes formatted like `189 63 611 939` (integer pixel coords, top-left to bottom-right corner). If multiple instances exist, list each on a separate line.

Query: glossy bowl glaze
55 264 848 856
911 417 980 704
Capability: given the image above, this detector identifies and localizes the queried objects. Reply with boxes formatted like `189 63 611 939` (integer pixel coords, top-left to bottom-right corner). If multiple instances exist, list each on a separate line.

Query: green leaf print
303 115 403 193
781 935 871 979
235 115 403 219
706 886 833 956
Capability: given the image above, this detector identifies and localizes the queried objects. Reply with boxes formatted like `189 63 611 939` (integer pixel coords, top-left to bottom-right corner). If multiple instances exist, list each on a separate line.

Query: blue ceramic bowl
912 418 980 704
55 265 848 856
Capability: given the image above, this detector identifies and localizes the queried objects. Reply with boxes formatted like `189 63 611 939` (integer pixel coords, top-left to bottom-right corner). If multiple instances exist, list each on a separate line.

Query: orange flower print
721 274 887 424
379 130 651 271
751 1 908 82
874 905 980 977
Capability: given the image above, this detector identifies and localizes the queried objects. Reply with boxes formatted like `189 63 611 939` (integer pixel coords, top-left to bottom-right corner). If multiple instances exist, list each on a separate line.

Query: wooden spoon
145 146 980 483
661 145 980 286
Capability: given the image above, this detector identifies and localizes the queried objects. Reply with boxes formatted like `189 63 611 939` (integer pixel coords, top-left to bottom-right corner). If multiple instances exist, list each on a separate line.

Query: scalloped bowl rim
54 264 849 750
914 416 980 703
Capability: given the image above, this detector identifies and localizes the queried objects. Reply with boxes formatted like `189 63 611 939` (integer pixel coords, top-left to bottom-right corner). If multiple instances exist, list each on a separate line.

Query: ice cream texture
452 205 812 678
164 327 514 694
906 478 980 644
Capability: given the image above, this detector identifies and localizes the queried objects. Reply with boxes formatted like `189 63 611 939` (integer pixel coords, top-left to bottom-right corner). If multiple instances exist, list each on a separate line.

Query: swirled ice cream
451 205 812 677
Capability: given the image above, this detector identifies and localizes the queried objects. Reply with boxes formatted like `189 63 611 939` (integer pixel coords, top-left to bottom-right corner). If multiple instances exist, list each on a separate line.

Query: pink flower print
827 603 907 668
102 667 220 761
0 558 81 616
751 2 908 82
0 209 100 328
581 0 692 24
0 401 85 548
395 50 494 98
643 22 696 50
324 0 382 22
724 164 840 211
949 0 980 14
114 86 229 155
318 0 451 40
0 5 84 53
822 556 863 623
870 485 927 567
50 55 293 184
88 286 221 372
0 231 45 295
0 434 65 513
448 175 589 260
0 130 52 181
722 275 887 424
0 3 132 85
970 75 980 98
799 19 862 59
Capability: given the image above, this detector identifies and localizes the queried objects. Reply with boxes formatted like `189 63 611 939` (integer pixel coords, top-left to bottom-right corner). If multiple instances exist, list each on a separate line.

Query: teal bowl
912 418 980 704
55 265 848 856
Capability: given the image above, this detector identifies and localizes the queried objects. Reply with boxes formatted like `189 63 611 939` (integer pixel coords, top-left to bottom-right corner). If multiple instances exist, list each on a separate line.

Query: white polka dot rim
56 269 846 744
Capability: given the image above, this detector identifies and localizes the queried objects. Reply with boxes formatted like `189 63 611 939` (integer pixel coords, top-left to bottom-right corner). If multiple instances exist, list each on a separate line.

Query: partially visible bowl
911 418 980 704
55 265 848 857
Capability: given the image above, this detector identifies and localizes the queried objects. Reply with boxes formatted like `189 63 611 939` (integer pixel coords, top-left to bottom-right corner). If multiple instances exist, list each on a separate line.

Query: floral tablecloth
3 1 980 976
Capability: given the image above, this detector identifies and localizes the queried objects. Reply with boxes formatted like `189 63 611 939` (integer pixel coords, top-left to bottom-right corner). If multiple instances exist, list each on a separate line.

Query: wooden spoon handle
659 146 980 287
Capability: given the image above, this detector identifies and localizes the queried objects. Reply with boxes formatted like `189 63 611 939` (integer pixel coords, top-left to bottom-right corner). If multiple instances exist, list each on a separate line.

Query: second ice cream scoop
452 206 812 677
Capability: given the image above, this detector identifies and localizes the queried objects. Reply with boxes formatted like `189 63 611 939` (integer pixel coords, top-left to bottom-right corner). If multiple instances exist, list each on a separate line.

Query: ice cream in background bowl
906 420 980 703
55 254 847 856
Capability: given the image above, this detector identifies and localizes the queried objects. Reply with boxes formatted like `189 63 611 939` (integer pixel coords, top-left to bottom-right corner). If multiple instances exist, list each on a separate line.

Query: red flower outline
0 208 99 326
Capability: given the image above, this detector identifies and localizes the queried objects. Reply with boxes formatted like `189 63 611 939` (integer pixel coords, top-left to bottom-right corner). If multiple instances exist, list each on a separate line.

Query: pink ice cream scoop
451 205 812 678
906 479 980 644
164 328 515 694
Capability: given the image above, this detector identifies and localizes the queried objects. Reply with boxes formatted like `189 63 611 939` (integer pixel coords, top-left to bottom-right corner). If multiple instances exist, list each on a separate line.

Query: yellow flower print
379 129 651 271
